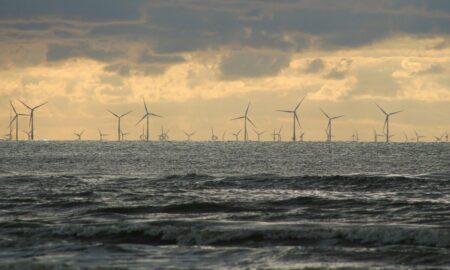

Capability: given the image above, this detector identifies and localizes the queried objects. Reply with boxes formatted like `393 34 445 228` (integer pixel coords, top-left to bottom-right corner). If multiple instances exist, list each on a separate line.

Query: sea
0 141 449 269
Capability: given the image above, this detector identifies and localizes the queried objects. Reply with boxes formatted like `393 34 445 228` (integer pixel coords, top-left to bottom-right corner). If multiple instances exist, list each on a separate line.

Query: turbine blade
247 117 256 128
34 101 48 110
8 115 17 127
17 99 32 110
149 112 162 118
136 114 147 125
295 114 301 128
231 116 245 120
120 111 132 117
80 130 85 136
276 110 293 113
320 108 330 119
107 109 119 118
332 115 344 120
245 102 250 115
389 110 403 116
375 103 388 115
142 98 148 113
10 101 17 114
294 96 306 111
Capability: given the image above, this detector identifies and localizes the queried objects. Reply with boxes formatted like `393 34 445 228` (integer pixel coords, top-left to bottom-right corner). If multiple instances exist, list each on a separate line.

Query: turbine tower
222 131 227 141
232 130 241 141
320 109 344 142
211 128 218 141
272 129 277 141
107 110 131 141
184 131 195 141
253 129 265 141
414 130 425 143
121 130 130 141
299 132 305 142
73 130 85 140
373 129 384 142
18 99 48 141
231 102 255 142
98 128 108 141
375 103 403 143
276 126 283 142
136 98 162 141
9 101 28 141
276 96 305 142
403 131 409 143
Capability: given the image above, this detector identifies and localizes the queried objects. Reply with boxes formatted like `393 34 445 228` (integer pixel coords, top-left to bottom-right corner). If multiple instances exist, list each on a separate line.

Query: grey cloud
304 58 325 73
220 52 290 80
138 51 185 64
415 64 445 76
47 43 124 62
104 63 167 77
324 59 352 80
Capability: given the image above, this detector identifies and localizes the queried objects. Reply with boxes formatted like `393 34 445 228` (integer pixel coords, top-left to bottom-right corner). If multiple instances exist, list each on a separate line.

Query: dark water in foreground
0 141 449 269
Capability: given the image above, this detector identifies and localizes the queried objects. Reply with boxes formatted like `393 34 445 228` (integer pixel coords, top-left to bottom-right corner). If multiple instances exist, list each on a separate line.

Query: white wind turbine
373 129 384 142
121 130 130 141
414 130 425 143
136 98 162 141
276 96 305 142
376 103 403 143
222 131 227 141
276 126 283 142
18 99 48 141
320 109 344 142
107 109 131 141
299 132 305 142
231 102 255 142
9 101 28 141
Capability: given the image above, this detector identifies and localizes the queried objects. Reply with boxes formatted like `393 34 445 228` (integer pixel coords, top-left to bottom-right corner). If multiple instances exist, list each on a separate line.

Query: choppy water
0 141 449 269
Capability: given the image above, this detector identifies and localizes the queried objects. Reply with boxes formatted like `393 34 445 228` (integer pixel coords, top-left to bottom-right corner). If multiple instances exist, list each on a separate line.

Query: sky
1 0 450 141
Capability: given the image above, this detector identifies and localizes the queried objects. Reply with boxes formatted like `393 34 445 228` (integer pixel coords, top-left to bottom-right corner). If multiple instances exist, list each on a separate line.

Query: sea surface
0 141 449 269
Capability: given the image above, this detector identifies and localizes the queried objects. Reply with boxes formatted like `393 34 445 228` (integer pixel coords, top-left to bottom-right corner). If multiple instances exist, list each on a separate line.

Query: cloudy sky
1 0 450 141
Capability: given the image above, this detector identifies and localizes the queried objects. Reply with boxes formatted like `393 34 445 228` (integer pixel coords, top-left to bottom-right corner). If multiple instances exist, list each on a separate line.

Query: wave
28 221 449 248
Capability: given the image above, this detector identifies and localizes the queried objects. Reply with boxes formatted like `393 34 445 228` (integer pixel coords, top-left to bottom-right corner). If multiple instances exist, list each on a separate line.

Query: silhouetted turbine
277 96 305 142
184 131 195 141
211 128 218 141
320 109 343 142
136 98 162 141
376 103 403 143
9 101 28 141
73 130 85 141
414 130 425 143
253 129 265 141
18 99 48 141
231 102 255 142
232 130 241 141
98 128 108 141
107 110 131 141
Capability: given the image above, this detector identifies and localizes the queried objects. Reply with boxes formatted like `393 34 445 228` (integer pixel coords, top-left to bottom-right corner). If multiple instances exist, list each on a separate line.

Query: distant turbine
18 99 48 141
433 134 443 142
272 129 277 141
211 128 218 141
277 96 305 142
231 102 255 142
414 130 425 143
276 126 283 142
222 131 227 141
232 130 241 141
22 130 32 140
73 130 85 141
120 130 130 141
299 132 305 142
376 103 403 143
184 131 195 141
107 109 131 141
159 126 169 141
403 131 409 143
253 129 265 141
9 101 28 141
136 98 162 141
373 129 384 143
98 128 108 141
320 109 344 142
444 132 449 142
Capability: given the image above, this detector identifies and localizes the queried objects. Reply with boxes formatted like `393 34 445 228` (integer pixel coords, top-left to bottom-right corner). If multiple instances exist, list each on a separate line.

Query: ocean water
0 141 449 269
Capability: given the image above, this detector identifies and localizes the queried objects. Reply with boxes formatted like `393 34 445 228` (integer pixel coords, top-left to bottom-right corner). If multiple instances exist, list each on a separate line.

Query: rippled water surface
0 141 449 269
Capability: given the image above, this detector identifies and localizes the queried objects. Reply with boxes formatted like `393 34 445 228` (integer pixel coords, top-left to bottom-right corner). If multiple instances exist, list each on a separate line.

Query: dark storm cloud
1 0 450 77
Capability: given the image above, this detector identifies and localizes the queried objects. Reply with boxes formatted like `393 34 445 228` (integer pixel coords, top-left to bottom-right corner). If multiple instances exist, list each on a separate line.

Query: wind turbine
73 130 85 141
231 102 255 142
433 134 443 142
276 126 283 142
159 126 169 141
276 96 305 142
253 129 265 141
320 109 344 142
374 129 384 143
9 101 28 141
375 103 403 143
299 132 305 142
136 98 162 142
444 132 449 142
211 128 218 141
272 129 277 141
184 131 195 141
98 128 108 141
18 99 48 140
107 109 131 141
222 131 227 141
121 130 130 141
403 131 409 143
22 130 32 140
232 130 241 141
414 130 425 143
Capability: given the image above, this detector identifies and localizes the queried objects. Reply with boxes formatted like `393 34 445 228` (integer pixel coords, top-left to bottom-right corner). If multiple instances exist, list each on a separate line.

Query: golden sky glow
1 1 450 141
